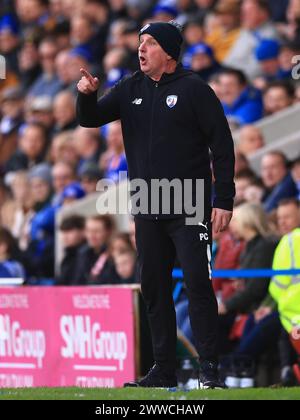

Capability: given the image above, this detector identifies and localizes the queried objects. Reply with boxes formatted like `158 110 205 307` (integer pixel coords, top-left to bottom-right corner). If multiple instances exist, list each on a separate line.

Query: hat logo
166 95 178 108
140 23 150 33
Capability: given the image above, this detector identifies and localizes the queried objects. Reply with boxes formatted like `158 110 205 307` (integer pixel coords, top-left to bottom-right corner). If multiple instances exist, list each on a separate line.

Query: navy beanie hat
139 21 183 61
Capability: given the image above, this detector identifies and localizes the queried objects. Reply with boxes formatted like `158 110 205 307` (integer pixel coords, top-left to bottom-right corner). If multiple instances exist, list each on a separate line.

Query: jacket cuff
213 198 234 211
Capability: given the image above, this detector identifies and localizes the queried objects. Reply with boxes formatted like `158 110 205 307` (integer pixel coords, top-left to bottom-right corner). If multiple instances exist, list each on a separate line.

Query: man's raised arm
76 67 121 128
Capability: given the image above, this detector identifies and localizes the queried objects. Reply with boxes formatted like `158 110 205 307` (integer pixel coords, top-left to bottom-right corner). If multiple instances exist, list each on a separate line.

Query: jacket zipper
149 82 159 219
149 82 159 177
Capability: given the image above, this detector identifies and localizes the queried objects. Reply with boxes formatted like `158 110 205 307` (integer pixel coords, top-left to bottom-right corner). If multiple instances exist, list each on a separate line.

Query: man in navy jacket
77 21 235 389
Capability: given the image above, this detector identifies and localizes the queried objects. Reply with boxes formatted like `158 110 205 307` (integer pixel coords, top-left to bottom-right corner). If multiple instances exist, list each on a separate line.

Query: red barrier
0 287 135 388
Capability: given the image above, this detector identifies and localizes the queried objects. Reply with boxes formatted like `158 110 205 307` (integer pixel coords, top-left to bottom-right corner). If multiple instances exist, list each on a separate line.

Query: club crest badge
166 95 178 108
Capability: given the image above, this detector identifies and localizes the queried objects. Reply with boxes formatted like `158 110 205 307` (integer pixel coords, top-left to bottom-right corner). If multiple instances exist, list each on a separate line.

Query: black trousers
135 216 218 371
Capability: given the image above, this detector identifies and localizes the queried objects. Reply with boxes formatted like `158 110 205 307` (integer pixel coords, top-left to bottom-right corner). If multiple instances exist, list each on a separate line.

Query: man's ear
166 54 172 60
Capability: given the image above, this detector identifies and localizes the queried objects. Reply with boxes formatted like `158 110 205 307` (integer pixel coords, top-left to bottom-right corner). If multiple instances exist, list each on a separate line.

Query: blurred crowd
0 0 300 387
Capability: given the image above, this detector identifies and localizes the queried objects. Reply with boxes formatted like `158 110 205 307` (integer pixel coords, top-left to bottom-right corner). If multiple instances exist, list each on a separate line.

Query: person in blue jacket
0 227 25 280
219 68 263 127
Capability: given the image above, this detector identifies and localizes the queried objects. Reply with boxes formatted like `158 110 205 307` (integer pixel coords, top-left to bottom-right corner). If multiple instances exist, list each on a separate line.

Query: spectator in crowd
79 162 103 195
0 14 21 76
0 87 24 170
253 38 291 90
125 0 153 23
0 171 34 252
102 46 129 76
99 120 127 183
276 198 300 236
269 225 300 385
60 181 86 206
279 41 300 81
28 37 62 99
25 95 54 134
114 250 138 284
151 3 178 22
49 131 78 168
291 156 300 199
261 151 298 212
218 203 278 353
53 90 77 134
194 0 218 22
73 214 115 285
74 126 105 173
25 163 55 281
119 20 140 72
51 160 76 204
223 200 299 387
205 0 241 63
83 1 110 61
0 227 25 280
277 0 300 44
183 42 224 82
243 178 266 204
70 14 97 60
109 232 136 260
5 122 47 173
17 33 41 90
234 151 251 174
223 0 278 79
236 211 298 387
15 0 54 30
237 125 264 156
263 80 295 116
234 168 257 205
182 18 205 48
218 68 263 126
55 49 73 88
213 225 246 303
57 214 86 285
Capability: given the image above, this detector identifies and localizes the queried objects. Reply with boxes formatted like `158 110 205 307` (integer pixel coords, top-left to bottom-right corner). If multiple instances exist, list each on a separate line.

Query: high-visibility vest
269 228 300 333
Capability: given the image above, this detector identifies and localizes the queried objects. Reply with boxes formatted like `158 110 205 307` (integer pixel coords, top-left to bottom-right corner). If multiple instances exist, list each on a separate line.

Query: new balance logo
132 98 143 105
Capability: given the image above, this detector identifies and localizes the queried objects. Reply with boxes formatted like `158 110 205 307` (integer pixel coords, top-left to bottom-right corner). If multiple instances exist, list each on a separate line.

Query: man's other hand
211 208 232 234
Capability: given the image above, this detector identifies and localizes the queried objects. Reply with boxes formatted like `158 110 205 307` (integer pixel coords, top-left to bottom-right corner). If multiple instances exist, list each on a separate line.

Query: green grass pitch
0 387 299 400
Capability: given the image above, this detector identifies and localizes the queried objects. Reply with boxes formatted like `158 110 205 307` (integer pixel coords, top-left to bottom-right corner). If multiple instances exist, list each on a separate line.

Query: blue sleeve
235 99 263 125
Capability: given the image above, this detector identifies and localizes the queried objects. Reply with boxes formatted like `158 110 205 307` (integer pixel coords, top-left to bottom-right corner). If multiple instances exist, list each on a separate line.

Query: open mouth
139 56 146 65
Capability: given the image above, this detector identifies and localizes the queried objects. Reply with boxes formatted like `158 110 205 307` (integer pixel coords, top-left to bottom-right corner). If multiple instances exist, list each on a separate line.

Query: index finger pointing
80 68 95 84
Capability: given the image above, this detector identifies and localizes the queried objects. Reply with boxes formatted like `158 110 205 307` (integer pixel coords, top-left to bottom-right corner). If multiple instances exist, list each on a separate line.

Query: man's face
61 229 84 248
277 203 300 235
39 42 57 74
20 126 45 159
263 87 293 115
85 219 109 249
191 53 212 71
138 34 169 78
241 0 267 29
218 74 244 106
52 164 73 193
115 253 135 279
30 178 50 204
235 177 253 204
261 154 287 188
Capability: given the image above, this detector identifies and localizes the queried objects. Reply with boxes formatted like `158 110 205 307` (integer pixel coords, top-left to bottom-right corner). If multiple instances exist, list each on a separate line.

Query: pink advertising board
0 287 135 388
